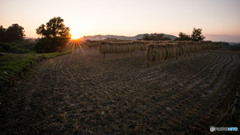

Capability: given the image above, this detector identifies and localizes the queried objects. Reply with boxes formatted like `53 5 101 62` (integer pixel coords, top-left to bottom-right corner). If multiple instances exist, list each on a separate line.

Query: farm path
1 47 240 135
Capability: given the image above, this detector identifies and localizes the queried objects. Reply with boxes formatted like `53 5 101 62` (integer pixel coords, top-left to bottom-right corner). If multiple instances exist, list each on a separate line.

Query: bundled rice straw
175 41 187 55
200 41 210 50
134 41 148 51
145 40 218 65
146 43 167 62
194 42 202 52
87 40 100 48
166 43 178 59
212 42 222 50
176 42 183 57
98 42 136 54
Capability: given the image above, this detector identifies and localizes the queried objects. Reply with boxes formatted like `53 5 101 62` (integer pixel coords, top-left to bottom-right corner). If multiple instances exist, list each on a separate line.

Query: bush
0 41 35 53
35 17 71 53
34 38 54 53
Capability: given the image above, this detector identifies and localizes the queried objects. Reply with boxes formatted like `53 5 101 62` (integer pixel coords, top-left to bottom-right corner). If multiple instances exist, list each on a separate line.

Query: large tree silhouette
142 33 171 41
191 28 205 41
35 17 71 52
175 32 192 41
0 25 6 42
175 28 205 41
4 24 25 43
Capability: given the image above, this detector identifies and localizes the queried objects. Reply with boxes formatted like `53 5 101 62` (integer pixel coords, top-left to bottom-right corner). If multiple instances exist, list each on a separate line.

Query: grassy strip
0 47 73 92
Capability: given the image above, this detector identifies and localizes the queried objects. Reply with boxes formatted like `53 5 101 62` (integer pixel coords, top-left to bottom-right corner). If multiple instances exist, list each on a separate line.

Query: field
0 47 73 91
1 46 240 134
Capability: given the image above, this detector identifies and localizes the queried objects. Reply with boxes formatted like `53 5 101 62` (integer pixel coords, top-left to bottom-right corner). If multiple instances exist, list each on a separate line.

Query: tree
142 33 171 41
175 32 192 41
4 24 25 43
0 25 6 42
191 28 205 41
35 17 71 52
142 34 150 40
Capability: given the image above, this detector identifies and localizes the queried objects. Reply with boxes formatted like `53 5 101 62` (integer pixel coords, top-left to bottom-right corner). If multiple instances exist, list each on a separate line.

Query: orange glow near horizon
71 34 80 39
68 39 86 58
68 22 88 40
1 1 240 42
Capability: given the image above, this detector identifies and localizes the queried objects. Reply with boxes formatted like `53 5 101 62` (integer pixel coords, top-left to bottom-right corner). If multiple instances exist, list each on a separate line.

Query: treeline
35 17 71 53
0 40 35 53
174 28 205 41
141 28 205 42
222 42 240 51
0 17 71 53
0 24 35 53
142 33 172 41
0 24 25 43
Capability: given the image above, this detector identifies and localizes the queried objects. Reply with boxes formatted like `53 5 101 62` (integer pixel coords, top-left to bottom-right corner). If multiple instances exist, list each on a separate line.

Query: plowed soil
1 47 240 135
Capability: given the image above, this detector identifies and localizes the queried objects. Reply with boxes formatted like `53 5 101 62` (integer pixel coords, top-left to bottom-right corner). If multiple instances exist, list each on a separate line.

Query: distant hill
81 34 178 41
227 42 240 45
222 42 240 51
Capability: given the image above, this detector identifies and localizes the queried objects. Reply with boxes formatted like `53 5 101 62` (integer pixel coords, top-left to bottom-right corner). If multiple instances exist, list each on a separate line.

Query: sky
1 0 240 42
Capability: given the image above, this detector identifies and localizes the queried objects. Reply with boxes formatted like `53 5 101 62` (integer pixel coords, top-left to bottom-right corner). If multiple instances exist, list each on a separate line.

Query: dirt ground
1 47 240 135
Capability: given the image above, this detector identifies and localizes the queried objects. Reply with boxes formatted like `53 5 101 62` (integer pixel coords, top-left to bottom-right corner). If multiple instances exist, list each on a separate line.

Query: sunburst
68 39 86 58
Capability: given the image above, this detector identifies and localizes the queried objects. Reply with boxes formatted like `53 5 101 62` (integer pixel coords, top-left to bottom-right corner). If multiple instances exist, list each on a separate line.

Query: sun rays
68 39 86 58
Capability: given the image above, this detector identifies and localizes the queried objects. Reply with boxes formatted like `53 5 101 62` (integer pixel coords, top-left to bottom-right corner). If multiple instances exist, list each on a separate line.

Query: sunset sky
1 0 240 42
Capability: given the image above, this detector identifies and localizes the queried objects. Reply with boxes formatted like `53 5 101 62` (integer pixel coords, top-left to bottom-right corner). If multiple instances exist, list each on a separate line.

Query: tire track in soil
82 52 215 98
181 55 240 135
161 54 238 134
119 52 226 104
115 52 232 134
1 48 239 135
1 57 57 134
66 51 229 133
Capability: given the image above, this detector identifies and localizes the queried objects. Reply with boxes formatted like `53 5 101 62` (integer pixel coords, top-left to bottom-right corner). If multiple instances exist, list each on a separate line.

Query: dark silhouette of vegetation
0 40 35 53
142 33 171 41
174 32 192 41
0 25 6 42
35 17 71 53
191 28 205 41
222 42 240 51
175 28 205 41
0 24 34 53
0 24 25 43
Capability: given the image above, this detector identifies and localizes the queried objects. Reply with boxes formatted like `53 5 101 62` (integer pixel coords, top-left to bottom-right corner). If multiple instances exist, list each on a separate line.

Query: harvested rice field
1 46 240 135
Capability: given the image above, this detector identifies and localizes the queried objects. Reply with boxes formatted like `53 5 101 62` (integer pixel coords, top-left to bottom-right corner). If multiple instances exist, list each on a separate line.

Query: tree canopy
0 25 6 42
175 28 205 42
175 32 192 41
142 33 171 41
191 28 205 41
0 24 25 43
35 17 71 52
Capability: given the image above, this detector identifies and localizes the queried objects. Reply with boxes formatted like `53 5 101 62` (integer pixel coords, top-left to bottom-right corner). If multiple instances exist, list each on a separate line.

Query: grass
0 47 73 92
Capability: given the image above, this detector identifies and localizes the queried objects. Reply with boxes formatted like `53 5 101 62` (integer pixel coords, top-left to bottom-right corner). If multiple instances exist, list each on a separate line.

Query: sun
71 35 79 39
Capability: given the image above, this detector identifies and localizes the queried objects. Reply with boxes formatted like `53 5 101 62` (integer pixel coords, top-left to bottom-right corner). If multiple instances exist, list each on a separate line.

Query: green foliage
5 24 26 43
0 54 38 91
175 28 205 41
142 33 171 41
0 24 25 43
174 32 192 41
142 34 150 40
35 17 71 53
191 28 205 41
0 25 6 42
0 46 72 92
34 37 53 52
0 41 35 53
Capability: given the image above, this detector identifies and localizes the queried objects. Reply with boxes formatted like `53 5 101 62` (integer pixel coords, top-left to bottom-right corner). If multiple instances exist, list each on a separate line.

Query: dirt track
1 47 240 134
